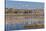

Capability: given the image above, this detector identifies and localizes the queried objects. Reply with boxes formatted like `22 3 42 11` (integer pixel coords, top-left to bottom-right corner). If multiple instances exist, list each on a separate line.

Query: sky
6 0 44 9
7 0 44 2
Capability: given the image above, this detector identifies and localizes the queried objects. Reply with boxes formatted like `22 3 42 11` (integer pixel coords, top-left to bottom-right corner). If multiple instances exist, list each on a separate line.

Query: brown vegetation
24 24 44 29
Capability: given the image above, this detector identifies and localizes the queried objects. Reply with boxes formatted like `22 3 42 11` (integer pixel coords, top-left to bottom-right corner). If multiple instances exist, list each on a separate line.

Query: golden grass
24 24 44 29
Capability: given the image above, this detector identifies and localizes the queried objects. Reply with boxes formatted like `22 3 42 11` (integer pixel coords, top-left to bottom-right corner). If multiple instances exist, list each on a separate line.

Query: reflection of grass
32 18 44 20
24 24 44 29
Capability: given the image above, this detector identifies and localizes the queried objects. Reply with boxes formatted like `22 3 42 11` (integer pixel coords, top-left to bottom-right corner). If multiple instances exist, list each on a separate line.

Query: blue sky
6 0 44 9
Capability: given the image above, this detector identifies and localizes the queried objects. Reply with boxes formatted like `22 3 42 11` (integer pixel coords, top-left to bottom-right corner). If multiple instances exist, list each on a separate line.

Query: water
5 23 25 31
5 15 44 31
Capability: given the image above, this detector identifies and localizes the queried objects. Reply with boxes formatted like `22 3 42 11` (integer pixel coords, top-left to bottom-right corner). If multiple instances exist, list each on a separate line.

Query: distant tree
24 10 28 14
7 8 13 13
14 11 18 14
29 10 32 13
5 8 8 13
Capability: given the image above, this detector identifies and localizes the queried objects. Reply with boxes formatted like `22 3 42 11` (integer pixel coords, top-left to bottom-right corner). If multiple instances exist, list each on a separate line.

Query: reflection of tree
38 21 41 24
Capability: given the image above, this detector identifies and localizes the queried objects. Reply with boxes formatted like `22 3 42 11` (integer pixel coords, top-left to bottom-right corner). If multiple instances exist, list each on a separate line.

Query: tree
7 8 13 13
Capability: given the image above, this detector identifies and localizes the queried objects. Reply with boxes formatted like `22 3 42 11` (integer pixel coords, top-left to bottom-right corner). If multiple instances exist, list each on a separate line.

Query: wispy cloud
8 0 44 3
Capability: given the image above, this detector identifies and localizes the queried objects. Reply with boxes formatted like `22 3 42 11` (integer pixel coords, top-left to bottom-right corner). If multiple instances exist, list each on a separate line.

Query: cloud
22 5 29 7
9 0 44 2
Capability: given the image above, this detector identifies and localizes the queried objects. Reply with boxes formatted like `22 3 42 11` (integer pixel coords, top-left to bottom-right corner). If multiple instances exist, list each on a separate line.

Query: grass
24 24 44 29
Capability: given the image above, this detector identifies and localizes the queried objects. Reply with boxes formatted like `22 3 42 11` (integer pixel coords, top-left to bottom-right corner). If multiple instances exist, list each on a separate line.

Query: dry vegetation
5 8 44 29
24 24 44 29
